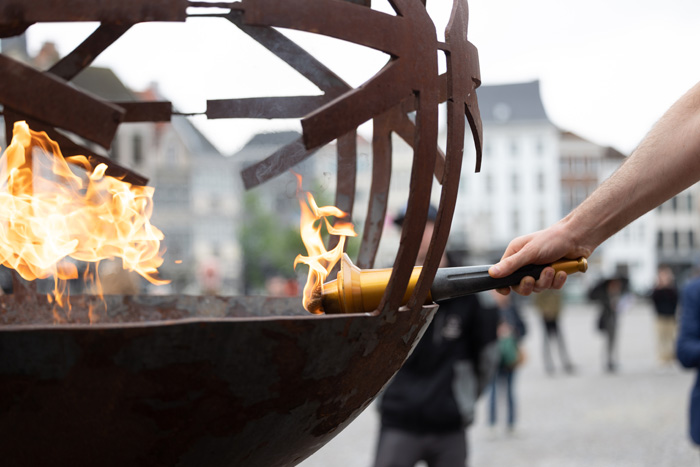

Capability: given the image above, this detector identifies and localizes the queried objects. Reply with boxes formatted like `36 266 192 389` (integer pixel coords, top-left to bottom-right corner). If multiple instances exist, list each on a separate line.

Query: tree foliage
238 192 304 294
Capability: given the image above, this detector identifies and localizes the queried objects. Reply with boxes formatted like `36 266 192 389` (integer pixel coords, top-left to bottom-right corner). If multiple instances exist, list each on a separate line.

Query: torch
319 254 587 314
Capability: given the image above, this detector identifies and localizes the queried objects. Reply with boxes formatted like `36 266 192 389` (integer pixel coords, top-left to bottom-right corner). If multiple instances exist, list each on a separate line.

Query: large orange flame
0 121 168 308
293 173 356 314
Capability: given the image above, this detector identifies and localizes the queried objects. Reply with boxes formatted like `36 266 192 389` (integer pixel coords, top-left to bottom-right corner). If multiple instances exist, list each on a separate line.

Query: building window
511 173 519 193
133 134 143 166
560 159 570 175
165 144 177 166
512 210 520 234
510 139 518 156
589 159 599 175
539 208 546 230
110 136 119 162
537 172 545 192
535 137 544 156
210 193 221 211
574 185 587 207
561 192 571 216
657 231 663 249
673 230 680 250
688 193 694 212
672 196 678 212
211 242 221 257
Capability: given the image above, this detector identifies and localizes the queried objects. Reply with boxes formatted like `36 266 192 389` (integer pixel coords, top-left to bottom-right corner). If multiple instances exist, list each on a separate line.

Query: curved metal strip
239 137 319 190
409 0 482 307
464 41 483 172
3 110 149 187
243 0 405 56
48 23 133 81
302 60 411 150
378 0 440 315
207 95 332 120
0 55 124 148
445 0 482 171
0 0 188 23
356 112 392 270
326 130 357 257
117 101 173 122
226 9 350 95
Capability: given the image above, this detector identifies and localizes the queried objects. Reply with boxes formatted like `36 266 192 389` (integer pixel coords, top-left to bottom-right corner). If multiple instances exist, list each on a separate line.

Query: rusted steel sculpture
0 1 482 465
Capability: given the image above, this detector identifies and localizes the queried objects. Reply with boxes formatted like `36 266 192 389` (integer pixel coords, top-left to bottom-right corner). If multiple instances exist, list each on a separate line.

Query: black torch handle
430 263 550 302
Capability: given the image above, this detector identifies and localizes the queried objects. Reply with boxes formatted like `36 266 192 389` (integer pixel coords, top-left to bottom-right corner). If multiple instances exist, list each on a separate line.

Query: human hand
488 222 591 296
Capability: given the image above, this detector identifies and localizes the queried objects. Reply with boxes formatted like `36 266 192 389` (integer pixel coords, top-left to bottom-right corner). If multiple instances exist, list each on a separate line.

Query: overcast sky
25 0 700 156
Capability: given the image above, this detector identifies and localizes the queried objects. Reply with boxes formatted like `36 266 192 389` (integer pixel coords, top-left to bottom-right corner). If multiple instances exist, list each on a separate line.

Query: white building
455 81 661 293
456 81 561 261
654 185 700 284
561 130 655 292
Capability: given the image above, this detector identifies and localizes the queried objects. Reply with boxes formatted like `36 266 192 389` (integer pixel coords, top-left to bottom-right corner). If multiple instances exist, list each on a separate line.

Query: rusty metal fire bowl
0 0 483 465
0 295 436 466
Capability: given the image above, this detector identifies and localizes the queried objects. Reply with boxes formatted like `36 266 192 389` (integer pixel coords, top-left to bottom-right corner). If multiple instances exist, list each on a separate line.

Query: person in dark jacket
676 276 700 446
650 265 679 367
372 207 500 467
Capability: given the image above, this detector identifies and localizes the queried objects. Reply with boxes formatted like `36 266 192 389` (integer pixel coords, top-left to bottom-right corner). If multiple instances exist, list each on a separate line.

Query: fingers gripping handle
430 257 587 302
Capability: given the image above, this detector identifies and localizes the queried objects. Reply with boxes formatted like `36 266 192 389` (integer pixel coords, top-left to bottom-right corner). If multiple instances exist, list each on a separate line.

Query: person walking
650 265 679 368
488 292 526 433
534 289 574 375
589 275 631 373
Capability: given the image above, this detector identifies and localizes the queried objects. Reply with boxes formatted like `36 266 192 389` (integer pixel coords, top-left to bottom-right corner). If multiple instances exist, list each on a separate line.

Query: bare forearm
565 81 700 253
490 81 700 291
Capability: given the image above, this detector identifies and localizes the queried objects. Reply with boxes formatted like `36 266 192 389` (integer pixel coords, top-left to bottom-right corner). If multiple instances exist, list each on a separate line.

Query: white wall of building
456 121 561 260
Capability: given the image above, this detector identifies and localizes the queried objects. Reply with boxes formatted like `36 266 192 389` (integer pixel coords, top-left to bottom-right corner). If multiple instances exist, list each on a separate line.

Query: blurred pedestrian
199 258 222 295
488 291 526 433
589 275 632 373
265 274 300 297
372 206 500 467
650 265 679 368
534 289 574 375
487 81 700 296
676 276 700 447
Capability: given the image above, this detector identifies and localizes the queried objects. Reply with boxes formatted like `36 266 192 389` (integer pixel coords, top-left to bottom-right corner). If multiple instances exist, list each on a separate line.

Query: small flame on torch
292 173 356 314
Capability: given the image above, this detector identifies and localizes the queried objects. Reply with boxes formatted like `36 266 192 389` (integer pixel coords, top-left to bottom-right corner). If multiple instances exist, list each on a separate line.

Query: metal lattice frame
0 1 483 465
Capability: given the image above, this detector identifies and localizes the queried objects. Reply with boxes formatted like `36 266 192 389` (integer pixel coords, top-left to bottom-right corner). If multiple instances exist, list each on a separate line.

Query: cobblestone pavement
299 299 698 467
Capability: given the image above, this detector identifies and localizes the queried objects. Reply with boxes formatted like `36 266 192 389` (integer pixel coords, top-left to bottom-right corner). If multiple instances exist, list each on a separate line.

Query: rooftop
477 80 550 123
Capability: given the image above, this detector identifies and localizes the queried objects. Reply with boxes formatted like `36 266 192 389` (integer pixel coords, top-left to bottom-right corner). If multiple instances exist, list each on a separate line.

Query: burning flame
293 173 356 314
0 121 168 308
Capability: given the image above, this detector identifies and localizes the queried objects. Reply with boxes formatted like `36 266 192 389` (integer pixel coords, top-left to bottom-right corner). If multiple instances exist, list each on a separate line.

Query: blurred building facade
655 185 700 283
72 69 244 295
0 38 243 294
247 80 697 293
456 81 657 293
2 32 698 296
457 81 562 260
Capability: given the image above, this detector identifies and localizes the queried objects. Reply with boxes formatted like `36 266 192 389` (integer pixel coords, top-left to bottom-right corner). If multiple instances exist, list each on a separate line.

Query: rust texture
0 54 125 147
0 295 437 466
0 1 482 465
